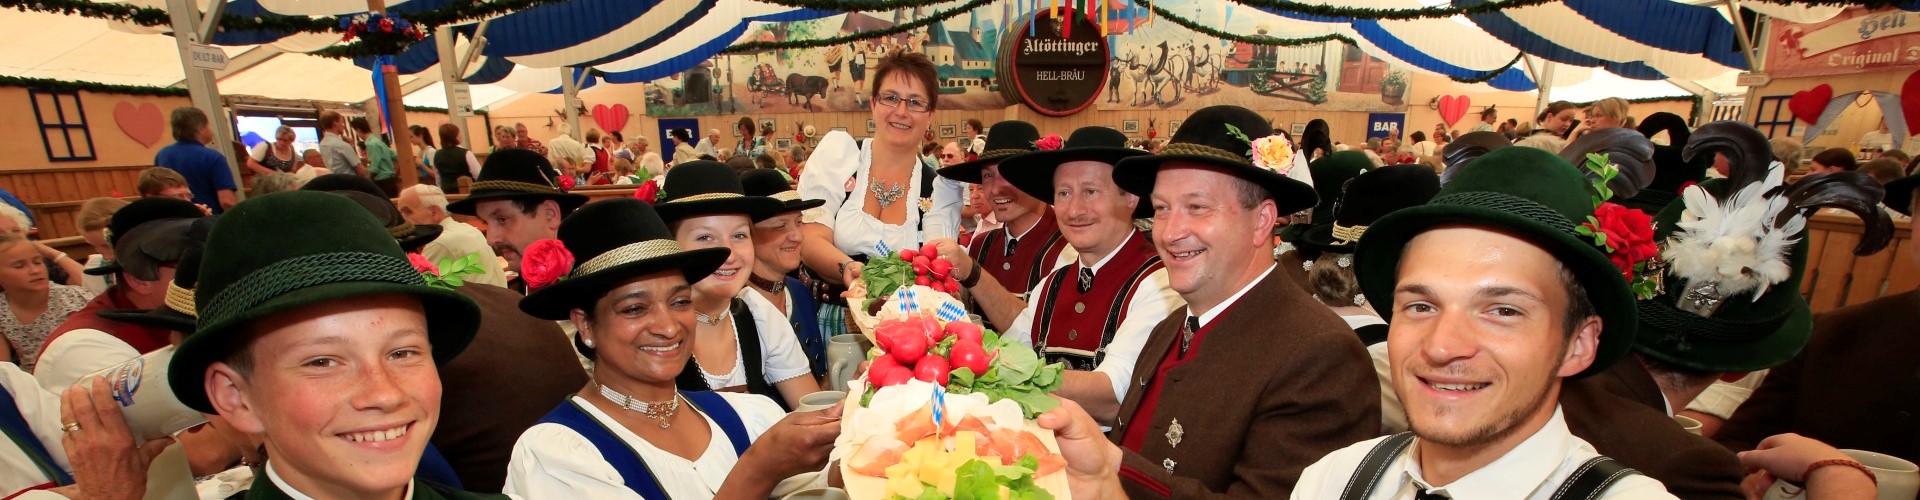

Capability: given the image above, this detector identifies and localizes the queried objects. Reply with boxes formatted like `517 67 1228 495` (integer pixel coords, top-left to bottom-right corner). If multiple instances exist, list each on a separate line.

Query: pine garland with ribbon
0 75 188 97
722 0 996 54
0 0 566 35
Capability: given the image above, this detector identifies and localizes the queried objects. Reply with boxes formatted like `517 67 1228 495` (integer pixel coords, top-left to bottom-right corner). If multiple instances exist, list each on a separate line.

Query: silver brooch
1166 419 1184 448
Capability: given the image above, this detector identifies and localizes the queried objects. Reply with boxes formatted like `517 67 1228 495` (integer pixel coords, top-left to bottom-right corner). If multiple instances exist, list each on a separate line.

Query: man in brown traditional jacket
1104 105 1379 498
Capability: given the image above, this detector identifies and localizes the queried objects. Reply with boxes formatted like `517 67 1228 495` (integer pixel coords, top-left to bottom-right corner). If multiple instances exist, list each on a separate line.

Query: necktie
1077 267 1094 293
1004 236 1019 257
1416 488 1449 500
1179 316 1198 357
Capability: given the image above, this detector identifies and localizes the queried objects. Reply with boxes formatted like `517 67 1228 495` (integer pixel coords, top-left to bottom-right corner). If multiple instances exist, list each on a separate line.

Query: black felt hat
170 191 481 413
937 121 1042 183
1886 173 1920 216
84 197 206 277
97 225 210 334
302 180 442 253
1297 164 1440 255
519 198 732 321
999 126 1153 218
652 161 786 223
740 169 825 213
1622 113 1709 214
445 148 589 215
1280 151 1373 243
1114 105 1318 215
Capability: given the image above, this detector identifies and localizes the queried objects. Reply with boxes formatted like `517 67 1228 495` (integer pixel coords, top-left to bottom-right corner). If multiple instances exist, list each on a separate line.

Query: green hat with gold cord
1634 121 1894 373
169 191 481 413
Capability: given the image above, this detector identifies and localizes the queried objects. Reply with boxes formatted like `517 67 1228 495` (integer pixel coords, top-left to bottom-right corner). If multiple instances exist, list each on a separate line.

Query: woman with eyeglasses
794 51 961 340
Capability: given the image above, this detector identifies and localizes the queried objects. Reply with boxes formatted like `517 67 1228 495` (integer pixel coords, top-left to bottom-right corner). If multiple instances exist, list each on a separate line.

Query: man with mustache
933 121 1075 332
446 149 587 294
995 126 1182 425
1104 106 1378 498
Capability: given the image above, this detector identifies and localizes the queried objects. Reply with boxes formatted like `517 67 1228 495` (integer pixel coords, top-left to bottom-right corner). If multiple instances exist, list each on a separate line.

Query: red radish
930 259 954 277
913 356 951 385
911 255 931 269
869 355 910 387
900 249 919 261
910 317 945 343
943 276 960 292
888 331 928 366
946 321 984 345
948 340 990 376
915 275 931 286
920 243 940 257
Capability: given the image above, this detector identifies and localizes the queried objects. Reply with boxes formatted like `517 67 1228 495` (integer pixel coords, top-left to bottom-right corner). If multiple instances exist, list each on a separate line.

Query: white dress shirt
504 393 785 498
1192 264 1278 329
1684 370 1768 420
423 218 507 288
1294 408 1676 499
1003 234 1184 402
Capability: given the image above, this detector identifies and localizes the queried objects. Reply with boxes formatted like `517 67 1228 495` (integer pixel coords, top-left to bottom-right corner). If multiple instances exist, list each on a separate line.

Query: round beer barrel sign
995 9 1110 117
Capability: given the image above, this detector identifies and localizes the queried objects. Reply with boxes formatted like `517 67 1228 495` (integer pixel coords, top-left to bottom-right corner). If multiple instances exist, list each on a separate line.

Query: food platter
835 378 1070 499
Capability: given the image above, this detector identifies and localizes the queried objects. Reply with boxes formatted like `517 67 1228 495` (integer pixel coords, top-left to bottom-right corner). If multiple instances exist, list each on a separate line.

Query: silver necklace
598 384 680 429
695 306 732 326
870 179 907 209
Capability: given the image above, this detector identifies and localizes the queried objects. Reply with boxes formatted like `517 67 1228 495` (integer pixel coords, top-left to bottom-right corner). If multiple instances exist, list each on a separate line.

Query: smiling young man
1104 106 1379 498
995 126 1183 425
934 121 1076 332
168 191 500 499
445 149 588 294
1292 147 1673 499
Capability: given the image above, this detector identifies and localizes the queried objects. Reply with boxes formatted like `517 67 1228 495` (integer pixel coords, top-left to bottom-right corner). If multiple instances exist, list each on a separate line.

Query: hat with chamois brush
1634 121 1894 373
1112 105 1317 215
168 191 481 413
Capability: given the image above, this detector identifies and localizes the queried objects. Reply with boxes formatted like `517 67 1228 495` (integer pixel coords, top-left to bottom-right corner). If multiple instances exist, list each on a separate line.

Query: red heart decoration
591 104 617 133
113 102 164 148
1788 84 1833 125
1437 95 1470 127
607 104 629 133
1901 71 1920 134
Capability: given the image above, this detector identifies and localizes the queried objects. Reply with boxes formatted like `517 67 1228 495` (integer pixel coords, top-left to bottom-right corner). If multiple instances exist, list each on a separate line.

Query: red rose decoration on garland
1581 202 1657 279
1033 134 1064 151
407 253 440 276
521 239 575 291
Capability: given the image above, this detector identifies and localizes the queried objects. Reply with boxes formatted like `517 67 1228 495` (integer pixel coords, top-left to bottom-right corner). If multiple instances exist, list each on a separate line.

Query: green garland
722 0 996 54
1140 0 1356 47
1450 52 1524 85
0 75 189 97
2 0 565 35
1224 0 1560 21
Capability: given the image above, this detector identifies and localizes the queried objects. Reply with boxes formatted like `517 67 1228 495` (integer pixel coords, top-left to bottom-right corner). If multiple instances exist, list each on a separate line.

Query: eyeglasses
875 92 933 113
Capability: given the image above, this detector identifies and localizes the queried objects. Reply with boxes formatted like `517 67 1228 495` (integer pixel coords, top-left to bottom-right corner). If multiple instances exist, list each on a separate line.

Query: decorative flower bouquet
338 13 426 54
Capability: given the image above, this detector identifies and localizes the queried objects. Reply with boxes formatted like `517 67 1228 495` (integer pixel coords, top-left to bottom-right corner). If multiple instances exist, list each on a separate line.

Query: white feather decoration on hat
1664 161 1799 301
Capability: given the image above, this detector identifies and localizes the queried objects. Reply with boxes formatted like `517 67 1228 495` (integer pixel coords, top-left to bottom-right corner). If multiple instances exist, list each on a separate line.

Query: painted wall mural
642 0 1409 117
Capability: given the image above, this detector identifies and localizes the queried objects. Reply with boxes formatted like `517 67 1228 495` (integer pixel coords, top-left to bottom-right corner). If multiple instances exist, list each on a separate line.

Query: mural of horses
785 73 831 111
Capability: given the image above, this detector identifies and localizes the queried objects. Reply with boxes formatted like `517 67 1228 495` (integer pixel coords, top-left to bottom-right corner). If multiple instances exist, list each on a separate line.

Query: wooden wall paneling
1887 238 1920 295
1800 228 1829 296
1843 240 1896 308
1807 230 1861 313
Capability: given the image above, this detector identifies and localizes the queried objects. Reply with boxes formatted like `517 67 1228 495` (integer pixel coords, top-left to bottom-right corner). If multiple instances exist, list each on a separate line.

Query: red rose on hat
632 179 661 204
1582 202 1656 279
522 239 575 291
1034 134 1064 151
407 253 440 276
557 175 577 191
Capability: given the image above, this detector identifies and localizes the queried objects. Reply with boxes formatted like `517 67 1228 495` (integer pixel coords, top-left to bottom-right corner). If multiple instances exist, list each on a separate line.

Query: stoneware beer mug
826 334 868 392
75 346 207 443
795 391 845 413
